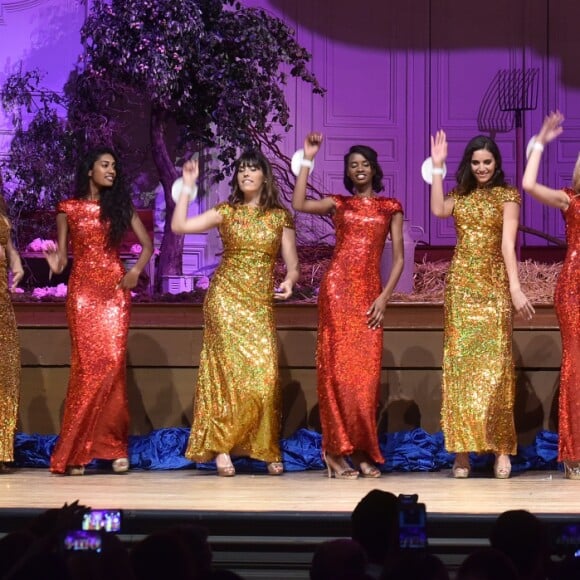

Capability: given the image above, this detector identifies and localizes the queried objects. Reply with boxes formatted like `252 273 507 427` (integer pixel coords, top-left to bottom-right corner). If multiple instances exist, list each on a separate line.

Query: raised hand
304 132 323 159
182 157 199 187
537 111 564 145
430 130 448 167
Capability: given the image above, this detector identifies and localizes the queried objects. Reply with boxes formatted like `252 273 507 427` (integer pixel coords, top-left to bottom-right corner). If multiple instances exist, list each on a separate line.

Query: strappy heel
267 462 284 476
216 453 236 477
323 453 359 480
112 458 129 473
564 462 580 480
351 452 381 478
494 454 511 479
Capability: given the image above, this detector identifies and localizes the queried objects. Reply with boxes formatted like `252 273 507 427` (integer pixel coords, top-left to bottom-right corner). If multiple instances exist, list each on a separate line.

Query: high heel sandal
215 453 236 477
494 454 512 479
66 465 85 476
267 462 284 476
351 453 381 478
452 453 470 479
564 462 580 480
323 453 359 480
112 458 129 473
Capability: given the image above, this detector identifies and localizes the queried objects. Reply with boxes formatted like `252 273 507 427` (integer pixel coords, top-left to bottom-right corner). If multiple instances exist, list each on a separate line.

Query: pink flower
130 243 143 254
195 276 210 290
27 238 56 252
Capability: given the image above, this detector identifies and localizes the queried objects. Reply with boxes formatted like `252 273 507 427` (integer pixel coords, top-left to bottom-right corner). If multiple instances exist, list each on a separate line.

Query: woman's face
470 148 496 186
89 154 116 188
236 162 265 196
347 153 375 189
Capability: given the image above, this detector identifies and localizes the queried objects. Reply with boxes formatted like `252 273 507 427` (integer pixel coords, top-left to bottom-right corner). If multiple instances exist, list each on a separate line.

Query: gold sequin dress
318 195 403 463
0 218 20 462
555 188 580 462
50 199 131 473
185 203 294 463
441 186 520 454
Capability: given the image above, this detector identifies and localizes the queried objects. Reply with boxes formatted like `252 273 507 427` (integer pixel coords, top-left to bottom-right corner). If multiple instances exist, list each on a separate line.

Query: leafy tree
79 0 324 287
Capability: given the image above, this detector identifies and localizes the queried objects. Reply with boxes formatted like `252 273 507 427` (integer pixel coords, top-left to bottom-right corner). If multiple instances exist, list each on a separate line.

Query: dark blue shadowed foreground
13 428 561 474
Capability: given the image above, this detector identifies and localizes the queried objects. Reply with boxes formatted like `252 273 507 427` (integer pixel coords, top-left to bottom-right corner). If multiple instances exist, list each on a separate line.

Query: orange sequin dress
555 188 580 462
185 203 294 463
50 199 130 473
441 186 520 455
0 218 20 462
317 195 403 463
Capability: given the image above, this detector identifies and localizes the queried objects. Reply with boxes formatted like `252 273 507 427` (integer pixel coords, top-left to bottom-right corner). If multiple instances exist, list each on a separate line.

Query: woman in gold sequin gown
172 150 299 476
44 149 153 475
0 191 24 467
523 111 580 479
292 133 404 480
429 132 535 479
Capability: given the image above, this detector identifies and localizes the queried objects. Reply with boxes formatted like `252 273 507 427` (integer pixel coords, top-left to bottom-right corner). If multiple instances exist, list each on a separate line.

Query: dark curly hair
229 149 285 211
455 135 507 194
343 145 385 194
74 147 133 248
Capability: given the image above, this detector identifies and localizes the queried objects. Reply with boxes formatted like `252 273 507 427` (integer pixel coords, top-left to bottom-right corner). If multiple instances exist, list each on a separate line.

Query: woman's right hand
430 130 448 167
43 242 62 274
182 157 199 187
304 132 323 159
536 111 564 145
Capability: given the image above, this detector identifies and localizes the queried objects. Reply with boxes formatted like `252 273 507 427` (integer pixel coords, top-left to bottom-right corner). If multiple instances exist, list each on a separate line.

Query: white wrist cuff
300 159 314 168
532 142 544 152
431 168 445 176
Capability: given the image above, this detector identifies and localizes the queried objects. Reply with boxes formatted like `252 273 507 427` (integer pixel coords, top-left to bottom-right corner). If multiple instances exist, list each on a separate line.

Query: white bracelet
431 168 445 176
300 159 314 168
181 184 195 196
532 142 544 152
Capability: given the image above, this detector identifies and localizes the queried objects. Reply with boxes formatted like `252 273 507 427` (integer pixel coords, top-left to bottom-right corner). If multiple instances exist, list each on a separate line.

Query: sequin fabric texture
0 218 20 462
185 203 294 463
555 188 580 462
50 199 130 473
441 186 521 454
317 195 403 463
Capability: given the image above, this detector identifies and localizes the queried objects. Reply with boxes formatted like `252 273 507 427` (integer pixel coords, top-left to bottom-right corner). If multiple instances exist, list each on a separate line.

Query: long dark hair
74 147 133 248
455 135 507 194
229 149 285 211
343 145 385 194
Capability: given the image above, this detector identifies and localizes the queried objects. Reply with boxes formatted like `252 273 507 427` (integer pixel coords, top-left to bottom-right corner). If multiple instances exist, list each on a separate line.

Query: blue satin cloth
13 428 561 472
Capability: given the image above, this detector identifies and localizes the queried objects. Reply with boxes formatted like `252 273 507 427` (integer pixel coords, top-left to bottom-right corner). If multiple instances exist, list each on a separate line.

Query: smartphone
62 529 102 553
398 494 428 551
81 509 123 533
551 522 580 558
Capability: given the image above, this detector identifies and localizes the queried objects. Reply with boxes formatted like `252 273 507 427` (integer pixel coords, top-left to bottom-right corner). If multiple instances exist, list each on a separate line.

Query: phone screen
398 501 427 551
81 509 123 532
552 523 580 558
62 530 102 553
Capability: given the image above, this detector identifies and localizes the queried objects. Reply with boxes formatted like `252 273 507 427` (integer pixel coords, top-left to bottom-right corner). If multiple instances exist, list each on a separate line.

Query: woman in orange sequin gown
45 148 152 475
172 150 299 477
430 132 535 479
523 111 580 479
292 133 404 479
0 190 24 467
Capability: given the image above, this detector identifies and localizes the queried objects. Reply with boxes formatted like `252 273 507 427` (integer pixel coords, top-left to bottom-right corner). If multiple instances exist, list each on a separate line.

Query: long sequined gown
318 195 403 463
441 186 520 454
555 187 580 462
50 199 130 473
185 203 294 463
0 218 20 462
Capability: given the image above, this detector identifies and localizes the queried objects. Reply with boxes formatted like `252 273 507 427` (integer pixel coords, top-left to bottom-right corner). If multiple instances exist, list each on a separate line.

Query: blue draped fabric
13 428 563 473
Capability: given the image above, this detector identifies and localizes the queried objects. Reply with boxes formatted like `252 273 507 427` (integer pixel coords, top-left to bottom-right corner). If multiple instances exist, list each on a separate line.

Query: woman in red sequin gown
292 133 404 479
523 111 580 479
45 148 153 475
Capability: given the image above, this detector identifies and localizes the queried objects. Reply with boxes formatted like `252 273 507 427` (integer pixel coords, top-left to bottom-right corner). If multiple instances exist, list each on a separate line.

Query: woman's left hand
10 266 24 291
118 268 139 290
367 294 388 329
511 288 535 320
274 279 293 301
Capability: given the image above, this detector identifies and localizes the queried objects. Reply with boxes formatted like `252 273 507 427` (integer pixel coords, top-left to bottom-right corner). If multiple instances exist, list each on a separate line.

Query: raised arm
44 212 69 275
502 201 535 320
522 111 569 210
171 158 223 234
274 226 300 301
291 133 336 215
429 130 455 218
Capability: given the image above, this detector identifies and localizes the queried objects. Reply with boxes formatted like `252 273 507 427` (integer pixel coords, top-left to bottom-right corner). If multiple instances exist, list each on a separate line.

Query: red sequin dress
317 195 403 463
0 218 20 462
50 199 130 473
555 188 580 462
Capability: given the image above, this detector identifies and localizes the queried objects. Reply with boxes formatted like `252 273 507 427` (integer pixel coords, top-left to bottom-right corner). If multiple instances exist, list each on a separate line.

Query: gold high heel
351 452 381 478
564 462 580 480
494 454 511 479
323 453 359 480
452 453 470 479
112 458 129 473
215 453 236 477
267 462 284 476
